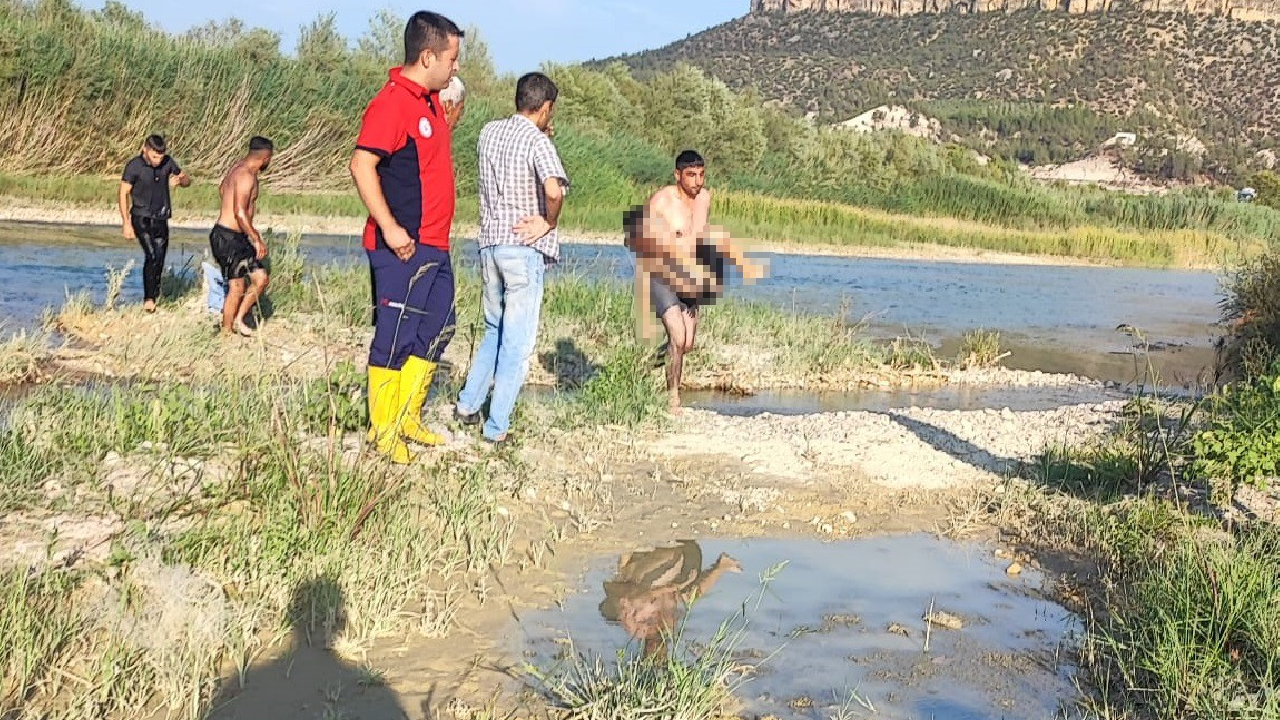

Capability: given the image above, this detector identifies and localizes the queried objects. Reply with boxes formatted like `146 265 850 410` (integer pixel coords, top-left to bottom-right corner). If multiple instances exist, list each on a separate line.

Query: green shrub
1250 170 1280 209
1217 251 1280 381
1192 374 1280 494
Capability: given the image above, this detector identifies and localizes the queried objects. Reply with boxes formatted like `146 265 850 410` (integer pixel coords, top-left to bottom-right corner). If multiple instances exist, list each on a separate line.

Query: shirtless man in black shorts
210 136 273 337
627 150 765 412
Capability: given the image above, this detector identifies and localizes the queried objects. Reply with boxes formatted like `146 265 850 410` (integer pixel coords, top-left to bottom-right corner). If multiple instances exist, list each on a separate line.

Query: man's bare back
209 137 273 336
217 162 260 241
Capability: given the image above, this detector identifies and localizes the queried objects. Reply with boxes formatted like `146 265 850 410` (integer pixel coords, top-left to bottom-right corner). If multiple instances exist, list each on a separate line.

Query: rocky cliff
750 0 1280 20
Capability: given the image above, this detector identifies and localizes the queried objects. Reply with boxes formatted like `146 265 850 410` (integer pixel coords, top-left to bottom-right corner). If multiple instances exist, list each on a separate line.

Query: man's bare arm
691 188 712 236
232 172 263 247
349 149 415 261
544 177 564 228
513 177 565 243
691 189 761 279
118 182 133 239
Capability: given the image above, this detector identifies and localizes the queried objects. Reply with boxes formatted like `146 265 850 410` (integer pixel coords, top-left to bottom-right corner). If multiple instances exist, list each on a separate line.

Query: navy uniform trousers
366 243 456 370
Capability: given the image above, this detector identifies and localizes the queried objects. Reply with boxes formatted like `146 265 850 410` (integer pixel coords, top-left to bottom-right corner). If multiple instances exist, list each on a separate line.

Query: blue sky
86 0 747 73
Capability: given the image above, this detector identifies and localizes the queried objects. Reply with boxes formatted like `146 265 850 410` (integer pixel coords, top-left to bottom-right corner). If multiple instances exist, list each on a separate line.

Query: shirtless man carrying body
210 136 273 337
629 150 765 412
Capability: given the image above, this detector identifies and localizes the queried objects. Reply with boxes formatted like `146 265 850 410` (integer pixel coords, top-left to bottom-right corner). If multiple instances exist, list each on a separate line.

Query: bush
1192 373 1280 495
1217 251 1280 381
1250 170 1280 209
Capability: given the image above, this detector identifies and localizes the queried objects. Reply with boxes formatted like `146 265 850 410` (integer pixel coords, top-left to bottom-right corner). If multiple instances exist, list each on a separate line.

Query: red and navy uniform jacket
355 67 456 252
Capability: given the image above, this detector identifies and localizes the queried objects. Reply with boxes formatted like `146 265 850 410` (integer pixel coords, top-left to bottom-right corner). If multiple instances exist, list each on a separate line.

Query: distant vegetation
608 8 1280 183
2 0 1280 265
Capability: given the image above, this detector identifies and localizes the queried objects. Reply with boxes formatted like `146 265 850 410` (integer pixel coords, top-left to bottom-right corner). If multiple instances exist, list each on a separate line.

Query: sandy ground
0 197 1124 268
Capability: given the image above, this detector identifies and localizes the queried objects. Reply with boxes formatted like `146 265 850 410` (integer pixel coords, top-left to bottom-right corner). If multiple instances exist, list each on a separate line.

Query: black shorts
209 224 263 281
650 276 697 318
649 241 730 318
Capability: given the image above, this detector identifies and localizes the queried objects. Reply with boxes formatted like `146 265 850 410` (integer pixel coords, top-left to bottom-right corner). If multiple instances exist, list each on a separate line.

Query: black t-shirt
122 155 181 219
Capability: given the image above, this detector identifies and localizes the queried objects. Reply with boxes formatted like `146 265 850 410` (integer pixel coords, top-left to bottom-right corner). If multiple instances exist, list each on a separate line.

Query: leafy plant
1192 373 1280 497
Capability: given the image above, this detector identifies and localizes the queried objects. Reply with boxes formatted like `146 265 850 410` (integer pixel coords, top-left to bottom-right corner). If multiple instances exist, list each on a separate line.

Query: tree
93 0 148 31
183 19 281 63
1249 171 1280 208
355 7 402 66
184 18 248 46
296 12 347 74
459 25 496 93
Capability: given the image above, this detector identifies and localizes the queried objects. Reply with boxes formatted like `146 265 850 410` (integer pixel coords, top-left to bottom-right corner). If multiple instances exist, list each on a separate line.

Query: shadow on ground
206 575 410 720
539 338 599 390
883 411 1020 476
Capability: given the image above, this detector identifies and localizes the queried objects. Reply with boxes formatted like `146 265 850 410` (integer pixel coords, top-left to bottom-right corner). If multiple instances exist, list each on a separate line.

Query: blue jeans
457 245 546 440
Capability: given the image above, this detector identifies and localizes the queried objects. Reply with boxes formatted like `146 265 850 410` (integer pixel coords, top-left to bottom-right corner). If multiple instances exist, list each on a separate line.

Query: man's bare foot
668 392 682 415
714 553 743 573
143 299 156 313
232 319 255 337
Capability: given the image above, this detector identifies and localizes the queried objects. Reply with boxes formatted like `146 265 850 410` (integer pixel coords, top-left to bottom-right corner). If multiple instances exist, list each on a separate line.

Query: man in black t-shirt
119 134 191 313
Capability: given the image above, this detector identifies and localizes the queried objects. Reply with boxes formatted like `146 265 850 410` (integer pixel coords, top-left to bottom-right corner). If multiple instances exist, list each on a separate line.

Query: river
0 220 1225 387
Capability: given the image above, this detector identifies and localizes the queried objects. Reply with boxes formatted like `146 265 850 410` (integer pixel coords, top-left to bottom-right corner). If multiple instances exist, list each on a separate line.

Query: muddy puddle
520 534 1082 720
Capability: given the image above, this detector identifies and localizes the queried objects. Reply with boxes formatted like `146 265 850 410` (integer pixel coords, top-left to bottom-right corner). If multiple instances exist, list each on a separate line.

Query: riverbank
15 239 1110 398
2 235 1275 718
0 183 1253 269
0 199 1124 268
3 357 1273 719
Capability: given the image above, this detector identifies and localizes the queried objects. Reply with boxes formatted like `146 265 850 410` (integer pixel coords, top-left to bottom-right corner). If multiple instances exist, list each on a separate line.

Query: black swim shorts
649 239 731 318
209 224 263 281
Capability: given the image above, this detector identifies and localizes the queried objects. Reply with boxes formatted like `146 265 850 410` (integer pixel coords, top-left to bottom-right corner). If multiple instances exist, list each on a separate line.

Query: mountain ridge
604 7 1280 178
750 0 1280 21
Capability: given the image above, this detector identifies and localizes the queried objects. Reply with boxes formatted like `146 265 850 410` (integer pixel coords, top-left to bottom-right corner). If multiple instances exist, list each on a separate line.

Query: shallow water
519 534 1082 720
0 220 1225 383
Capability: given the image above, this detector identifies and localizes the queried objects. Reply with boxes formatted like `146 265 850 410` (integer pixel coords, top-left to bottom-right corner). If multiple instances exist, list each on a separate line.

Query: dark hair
675 150 704 171
515 72 558 113
249 136 274 153
144 134 166 154
404 11 463 64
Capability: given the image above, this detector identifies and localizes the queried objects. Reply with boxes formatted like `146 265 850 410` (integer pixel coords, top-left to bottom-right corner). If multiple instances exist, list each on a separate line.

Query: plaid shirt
477 114 570 263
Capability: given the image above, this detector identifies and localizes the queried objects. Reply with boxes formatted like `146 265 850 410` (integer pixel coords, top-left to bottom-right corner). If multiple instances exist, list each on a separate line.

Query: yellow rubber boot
399 356 445 446
367 366 413 464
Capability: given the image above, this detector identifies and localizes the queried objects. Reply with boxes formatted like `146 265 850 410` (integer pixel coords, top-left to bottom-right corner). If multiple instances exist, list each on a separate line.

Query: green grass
1009 362 1280 720
956 328 1003 369
0 373 515 717
1063 502 1280 720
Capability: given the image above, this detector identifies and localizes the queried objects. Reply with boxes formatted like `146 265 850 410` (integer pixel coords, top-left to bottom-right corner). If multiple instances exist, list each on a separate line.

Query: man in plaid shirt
455 71 568 444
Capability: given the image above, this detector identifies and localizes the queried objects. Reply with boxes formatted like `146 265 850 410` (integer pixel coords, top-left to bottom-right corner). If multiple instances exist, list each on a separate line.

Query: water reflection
598 540 741 660
525 534 1084 720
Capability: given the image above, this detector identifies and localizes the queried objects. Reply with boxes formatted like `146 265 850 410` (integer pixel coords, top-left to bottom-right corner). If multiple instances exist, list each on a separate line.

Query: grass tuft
957 328 1004 370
